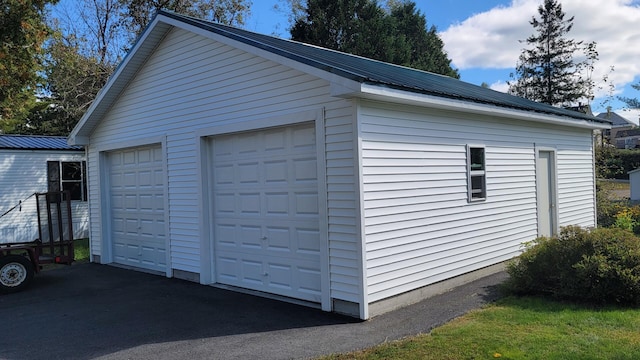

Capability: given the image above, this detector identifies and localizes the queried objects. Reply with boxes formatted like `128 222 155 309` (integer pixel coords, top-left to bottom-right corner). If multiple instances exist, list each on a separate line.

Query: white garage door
211 123 321 302
109 145 166 272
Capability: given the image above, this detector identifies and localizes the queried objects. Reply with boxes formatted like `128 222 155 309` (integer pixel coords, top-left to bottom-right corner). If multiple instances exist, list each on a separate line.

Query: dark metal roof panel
160 11 609 125
0 135 84 151
597 112 635 127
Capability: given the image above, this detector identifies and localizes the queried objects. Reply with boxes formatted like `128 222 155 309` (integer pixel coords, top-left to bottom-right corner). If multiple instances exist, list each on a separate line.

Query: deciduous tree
17 0 251 135
121 0 252 44
17 31 114 135
0 0 55 131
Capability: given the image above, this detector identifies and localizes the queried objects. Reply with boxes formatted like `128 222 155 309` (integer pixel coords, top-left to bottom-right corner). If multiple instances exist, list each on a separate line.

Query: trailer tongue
0 191 75 293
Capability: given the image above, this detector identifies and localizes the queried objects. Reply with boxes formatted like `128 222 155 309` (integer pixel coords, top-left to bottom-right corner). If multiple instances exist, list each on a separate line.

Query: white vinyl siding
85 28 360 302
557 149 596 227
0 150 89 243
358 101 595 302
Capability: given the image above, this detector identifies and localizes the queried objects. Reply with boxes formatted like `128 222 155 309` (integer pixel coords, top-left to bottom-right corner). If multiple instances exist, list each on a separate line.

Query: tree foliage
619 82 640 109
16 31 115 136
4 0 251 135
0 0 56 131
120 0 251 48
290 0 459 78
508 0 596 107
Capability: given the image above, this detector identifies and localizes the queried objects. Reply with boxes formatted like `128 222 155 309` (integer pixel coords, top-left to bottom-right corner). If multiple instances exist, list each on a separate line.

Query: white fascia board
351 83 611 131
68 17 172 146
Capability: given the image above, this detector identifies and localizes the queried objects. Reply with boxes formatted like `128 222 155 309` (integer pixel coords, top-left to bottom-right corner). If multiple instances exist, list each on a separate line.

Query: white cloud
490 80 510 93
440 0 640 99
620 109 640 125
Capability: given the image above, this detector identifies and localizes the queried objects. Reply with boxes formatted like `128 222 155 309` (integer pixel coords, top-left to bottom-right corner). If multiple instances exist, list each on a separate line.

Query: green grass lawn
73 237 90 262
598 179 631 191
323 297 640 360
40 238 90 271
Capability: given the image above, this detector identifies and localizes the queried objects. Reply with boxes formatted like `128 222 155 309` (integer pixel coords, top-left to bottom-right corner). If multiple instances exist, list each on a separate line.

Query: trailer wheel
0 255 35 294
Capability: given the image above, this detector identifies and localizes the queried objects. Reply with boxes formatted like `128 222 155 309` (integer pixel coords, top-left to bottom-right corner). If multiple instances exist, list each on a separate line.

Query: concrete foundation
173 269 200 283
367 262 506 318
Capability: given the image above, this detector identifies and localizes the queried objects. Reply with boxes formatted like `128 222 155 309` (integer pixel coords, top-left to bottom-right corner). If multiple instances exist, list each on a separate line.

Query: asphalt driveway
0 263 507 360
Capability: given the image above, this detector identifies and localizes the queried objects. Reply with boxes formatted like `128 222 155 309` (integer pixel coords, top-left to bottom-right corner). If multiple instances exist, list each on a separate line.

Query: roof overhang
333 82 611 131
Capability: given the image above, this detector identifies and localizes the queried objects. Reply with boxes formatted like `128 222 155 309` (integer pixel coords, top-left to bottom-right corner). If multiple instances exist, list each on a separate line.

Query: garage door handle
261 236 267 240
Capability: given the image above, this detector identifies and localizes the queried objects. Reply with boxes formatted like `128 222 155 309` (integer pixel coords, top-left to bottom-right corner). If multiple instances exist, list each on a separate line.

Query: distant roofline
0 134 84 151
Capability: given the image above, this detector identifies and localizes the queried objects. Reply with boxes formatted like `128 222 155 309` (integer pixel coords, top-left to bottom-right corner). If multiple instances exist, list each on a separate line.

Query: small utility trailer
0 191 75 293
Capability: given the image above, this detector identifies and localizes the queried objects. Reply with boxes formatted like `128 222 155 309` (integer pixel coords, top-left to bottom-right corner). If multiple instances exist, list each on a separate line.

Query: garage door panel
294 158 317 181
214 220 319 246
264 130 286 151
295 192 319 215
238 162 259 183
297 267 322 294
239 193 261 214
264 161 287 182
215 193 235 213
265 226 290 250
296 228 321 253
216 249 321 301
108 144 165 272
211 123 321 302
265 192 288 214
239 225 262 248
216 256 241 281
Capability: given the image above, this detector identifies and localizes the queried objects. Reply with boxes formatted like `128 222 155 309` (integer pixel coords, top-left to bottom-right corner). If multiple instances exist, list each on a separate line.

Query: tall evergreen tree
389 2 458 78
508 0 596 107
290 0 458 78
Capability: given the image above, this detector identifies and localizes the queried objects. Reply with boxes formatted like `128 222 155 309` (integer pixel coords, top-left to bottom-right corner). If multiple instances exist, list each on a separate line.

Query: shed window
47 161 87 201
467 146 486 202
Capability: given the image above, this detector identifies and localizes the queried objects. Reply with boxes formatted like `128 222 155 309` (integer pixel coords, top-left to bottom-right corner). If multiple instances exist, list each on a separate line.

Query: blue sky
245 0 640 121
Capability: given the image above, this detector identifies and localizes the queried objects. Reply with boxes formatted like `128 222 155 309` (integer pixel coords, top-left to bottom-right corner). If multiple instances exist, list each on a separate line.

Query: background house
68 11 610 319
0 135 89 243
596 111 638 148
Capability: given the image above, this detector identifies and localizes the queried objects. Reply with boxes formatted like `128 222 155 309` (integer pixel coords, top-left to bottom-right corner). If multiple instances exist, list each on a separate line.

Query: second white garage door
211 123 322 302
109 145 166 272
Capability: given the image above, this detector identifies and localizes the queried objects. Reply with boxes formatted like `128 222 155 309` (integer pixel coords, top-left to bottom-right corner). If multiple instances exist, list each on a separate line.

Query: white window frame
467 145 486 202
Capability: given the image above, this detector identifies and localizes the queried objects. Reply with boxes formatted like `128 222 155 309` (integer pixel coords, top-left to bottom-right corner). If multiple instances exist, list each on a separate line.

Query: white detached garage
69 11 610 319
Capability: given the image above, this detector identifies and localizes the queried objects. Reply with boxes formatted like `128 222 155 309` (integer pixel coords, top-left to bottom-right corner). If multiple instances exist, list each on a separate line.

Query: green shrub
506 226 640 305
597 185 623 227
596 181 633 228
596 146 640 179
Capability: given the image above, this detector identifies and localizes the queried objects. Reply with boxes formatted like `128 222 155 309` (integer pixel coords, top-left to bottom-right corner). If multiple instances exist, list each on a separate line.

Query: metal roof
0 135 84 151
160 10 609 125
69 11 610 145
596 112 636 127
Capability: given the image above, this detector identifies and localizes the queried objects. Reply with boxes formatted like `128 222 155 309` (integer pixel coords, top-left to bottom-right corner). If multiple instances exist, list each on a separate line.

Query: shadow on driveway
0 263 507 360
